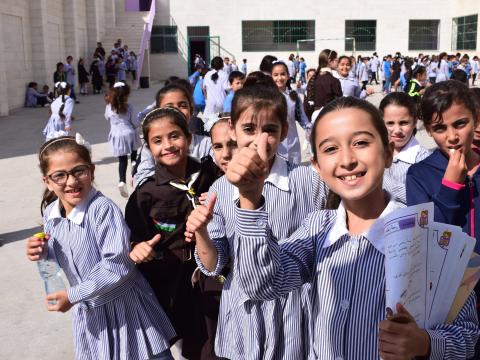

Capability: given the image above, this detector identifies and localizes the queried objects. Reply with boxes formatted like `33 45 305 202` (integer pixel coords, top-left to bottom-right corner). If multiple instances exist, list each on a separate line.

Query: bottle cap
33 232 46 239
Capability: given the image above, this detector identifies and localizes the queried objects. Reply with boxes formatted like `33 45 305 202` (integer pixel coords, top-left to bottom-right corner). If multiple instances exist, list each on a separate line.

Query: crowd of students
26 46 480 360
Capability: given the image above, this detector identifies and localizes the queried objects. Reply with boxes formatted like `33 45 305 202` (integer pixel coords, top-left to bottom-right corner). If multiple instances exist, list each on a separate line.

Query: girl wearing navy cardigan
406 80 480 357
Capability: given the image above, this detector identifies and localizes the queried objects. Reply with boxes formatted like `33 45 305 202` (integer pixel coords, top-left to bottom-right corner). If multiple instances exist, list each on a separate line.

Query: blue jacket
406 149 480 251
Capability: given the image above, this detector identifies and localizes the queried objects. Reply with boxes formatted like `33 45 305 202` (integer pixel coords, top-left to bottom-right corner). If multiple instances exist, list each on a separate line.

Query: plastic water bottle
34 232 66 304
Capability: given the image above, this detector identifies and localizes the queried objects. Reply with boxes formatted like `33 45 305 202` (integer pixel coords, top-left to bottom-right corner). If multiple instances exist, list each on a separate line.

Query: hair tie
202 112 231 132
113 82 125 88
272 60 286 65
39 134 92 157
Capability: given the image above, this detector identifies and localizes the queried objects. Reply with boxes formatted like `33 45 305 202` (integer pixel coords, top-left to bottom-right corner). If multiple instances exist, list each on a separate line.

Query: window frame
408 19 440 51
150 25 178 54
345 20 377 51
452 14 478 51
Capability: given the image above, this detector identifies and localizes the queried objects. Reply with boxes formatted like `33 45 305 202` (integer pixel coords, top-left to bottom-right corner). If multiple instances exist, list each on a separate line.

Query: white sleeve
63 99 74 127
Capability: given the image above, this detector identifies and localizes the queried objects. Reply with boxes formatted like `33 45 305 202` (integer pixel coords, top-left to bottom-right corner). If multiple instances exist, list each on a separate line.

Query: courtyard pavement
0 83 436 359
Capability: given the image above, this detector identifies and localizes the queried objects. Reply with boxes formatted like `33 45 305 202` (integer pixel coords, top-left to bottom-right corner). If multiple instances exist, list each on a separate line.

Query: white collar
47 188 98 225
320 67 332 73
393 136 420 164
323 194 403 254
232 155 289 200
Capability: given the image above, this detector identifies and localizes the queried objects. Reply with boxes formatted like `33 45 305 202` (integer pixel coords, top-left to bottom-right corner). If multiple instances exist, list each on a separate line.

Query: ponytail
211 70 219 84
41 188 58 216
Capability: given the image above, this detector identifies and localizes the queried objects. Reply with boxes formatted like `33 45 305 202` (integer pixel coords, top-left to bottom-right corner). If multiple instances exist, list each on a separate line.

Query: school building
0 0 479 116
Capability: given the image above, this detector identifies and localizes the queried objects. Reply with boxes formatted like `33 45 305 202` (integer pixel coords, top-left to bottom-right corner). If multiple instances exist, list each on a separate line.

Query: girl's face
328 57 339 70
337 58 351 78
44 151 94 215
383 104 416 153
147 118 191 169
427 102 476 157
473 121 480 150
230 107 288 163
211 121 237 172
417 72 427 84
158 90 192 119
312 108 392 204
271 65 289 91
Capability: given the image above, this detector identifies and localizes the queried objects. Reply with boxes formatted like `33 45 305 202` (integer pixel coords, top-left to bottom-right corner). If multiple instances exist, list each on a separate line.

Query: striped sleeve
67 200 135 304
426 291 479 359
234 205 317 301
133 145 155 188
195 185 230 276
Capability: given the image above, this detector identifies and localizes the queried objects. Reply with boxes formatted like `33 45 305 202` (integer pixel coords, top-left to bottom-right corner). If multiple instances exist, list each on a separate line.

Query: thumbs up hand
226 133 270 209
129 234 162 264
186 193 217 243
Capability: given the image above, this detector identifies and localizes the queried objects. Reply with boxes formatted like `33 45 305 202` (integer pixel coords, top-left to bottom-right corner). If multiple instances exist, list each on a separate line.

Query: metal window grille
187 26 210 37
345 20 376 51
242 20 315 52
151 25 178 53
408 20 440 50
453 14 478 50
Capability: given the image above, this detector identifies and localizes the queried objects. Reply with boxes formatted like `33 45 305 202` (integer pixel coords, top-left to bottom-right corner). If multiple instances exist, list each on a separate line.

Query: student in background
336 56 373 99
241 58 247 74
203 57 230 116
406 66 428 103
64 56 78 104
78 58 89 95
223 71 245 112
43 82 74 140
89 57 103 95
25 82 49 107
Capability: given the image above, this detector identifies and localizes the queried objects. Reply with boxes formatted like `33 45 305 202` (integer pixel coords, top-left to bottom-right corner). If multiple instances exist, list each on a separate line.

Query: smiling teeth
345 175 357 181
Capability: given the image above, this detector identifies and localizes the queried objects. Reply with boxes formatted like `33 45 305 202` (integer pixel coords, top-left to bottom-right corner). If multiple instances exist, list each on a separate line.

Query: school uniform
105 103 141 157
25 87 48 107
125 157 218 359
223 90 234 112
305 70 343 119
279 89 312 164
407 78 424 102
133 134 212 188
195 157 328 360
43 95 74 140
203 70 230 116
241 63 247 74
406 149 480 252
428 61 438 84
116 61 127 81
336 75 367 99
437 60 450 82
44 189 176 359
232 195 480 359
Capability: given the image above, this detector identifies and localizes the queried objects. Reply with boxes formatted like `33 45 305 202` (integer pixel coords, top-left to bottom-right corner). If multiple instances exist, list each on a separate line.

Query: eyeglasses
46 164 91 185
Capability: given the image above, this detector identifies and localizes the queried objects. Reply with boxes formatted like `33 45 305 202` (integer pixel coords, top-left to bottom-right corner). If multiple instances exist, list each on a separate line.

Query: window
150 25 178 53
409 20 440 50
453 14 478 50
242 20 315 52
345 20 376 51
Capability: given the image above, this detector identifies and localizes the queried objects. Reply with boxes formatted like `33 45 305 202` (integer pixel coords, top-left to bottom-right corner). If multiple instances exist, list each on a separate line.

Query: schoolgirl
133 83 212 188
203 56 230 116
406 66 427 103
380 93 430 203
89 57 103 94
471 88 480 151
271 61 311 164
428 55 438 84
304 49 343 119
186 84 328 360
43 82 74 140
125 107 219 359
26 136 175 360
436 52 450 83
77 58 89 95
104 82 141 198
221 96 479 359
336 56 374 99
129 51 138 82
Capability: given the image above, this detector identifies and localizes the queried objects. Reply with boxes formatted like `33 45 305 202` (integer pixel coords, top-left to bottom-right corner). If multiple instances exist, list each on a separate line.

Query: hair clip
75 133 92 153
55 82 67 89
272 60 286 65
113 82 125 88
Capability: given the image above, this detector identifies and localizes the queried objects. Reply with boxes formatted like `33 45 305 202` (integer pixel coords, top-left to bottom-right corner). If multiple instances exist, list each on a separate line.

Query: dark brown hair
420 80 477 128
38 137 92 214
142 107 191 146
231 84 287 127
109 83 130 114
243 71 277 88
155 83 194 119
310 97 390 209
379 92 418 120
271 61 298 102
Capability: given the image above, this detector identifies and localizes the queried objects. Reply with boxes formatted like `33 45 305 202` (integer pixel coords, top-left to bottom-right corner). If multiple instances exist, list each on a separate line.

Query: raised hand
186 193 217 243
444 148 467 184
226 133 269 209
129 234 162 264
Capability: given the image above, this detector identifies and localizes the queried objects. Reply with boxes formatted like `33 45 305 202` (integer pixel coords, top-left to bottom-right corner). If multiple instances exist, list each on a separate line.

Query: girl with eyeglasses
26 136 176 360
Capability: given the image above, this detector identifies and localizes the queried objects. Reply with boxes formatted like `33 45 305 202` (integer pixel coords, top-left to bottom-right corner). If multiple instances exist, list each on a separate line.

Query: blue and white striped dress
384 137 431 204
194 156 328 359
233 196 480 359
105 103 141 157
43 188 176 360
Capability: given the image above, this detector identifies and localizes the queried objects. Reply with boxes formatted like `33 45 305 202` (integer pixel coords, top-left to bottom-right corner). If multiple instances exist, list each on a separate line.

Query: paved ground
0 83 436 359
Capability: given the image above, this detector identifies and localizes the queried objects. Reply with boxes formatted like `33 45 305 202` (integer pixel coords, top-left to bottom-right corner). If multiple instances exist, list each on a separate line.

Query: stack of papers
383 202 478 329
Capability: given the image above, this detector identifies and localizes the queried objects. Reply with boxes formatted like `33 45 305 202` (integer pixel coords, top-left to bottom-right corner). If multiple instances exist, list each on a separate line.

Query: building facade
0 0 479 116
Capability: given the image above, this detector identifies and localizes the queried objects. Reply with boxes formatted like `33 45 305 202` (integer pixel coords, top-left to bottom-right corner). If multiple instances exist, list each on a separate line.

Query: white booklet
383 202 476 329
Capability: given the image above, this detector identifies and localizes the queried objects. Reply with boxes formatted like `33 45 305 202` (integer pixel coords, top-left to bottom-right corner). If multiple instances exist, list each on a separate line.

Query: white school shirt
233 196 480 360
64 63 75 85
286 60 296 78
437 59 450 82
203 69 229 115
370 57 380 72
195 157 328 360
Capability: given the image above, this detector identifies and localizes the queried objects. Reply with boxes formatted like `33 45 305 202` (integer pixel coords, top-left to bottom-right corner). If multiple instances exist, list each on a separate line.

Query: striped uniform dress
233 197 480 359
194 156 328 359
43 189 176 359
383 136 431 204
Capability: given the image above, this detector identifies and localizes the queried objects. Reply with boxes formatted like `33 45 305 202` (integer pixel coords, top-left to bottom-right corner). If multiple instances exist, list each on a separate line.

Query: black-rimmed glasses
46 164 91 185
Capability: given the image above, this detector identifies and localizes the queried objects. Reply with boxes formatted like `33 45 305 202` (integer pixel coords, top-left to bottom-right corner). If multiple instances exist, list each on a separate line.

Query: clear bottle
34 232 66 305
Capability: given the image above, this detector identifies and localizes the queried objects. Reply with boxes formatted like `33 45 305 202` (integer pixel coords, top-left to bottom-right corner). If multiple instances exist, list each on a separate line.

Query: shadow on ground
0 225 43 247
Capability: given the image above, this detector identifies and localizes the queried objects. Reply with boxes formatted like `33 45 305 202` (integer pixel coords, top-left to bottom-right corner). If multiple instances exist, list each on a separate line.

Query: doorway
187 26 210 74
